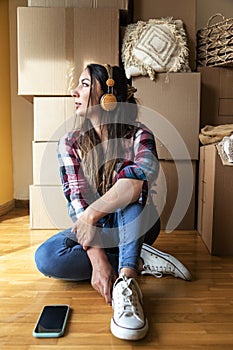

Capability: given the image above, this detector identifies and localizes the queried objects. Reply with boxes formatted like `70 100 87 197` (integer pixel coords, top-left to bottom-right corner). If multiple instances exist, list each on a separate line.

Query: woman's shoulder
134 122 155 139
59 129 81 145
58 130 82 155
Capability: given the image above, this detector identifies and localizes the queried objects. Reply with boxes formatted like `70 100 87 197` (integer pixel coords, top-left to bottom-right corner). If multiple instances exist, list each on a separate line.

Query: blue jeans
35 202 160 281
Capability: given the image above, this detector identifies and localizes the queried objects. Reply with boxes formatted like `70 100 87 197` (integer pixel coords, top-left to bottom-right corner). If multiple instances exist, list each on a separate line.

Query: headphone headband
104 64 112 79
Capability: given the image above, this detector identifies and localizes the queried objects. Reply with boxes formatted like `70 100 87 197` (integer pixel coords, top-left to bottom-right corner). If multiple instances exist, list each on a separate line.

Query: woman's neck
96 126 107 141
89 116 108 142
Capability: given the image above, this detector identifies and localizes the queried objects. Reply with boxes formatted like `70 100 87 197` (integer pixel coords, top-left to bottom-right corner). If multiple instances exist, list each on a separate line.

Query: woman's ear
100 92 117 111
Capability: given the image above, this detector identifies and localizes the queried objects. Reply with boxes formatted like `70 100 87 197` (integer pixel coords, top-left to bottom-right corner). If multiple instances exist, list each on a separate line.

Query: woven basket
196 13 233 67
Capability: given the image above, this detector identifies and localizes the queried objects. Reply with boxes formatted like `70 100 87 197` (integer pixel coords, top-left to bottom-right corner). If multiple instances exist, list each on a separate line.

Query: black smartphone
32 304 70 338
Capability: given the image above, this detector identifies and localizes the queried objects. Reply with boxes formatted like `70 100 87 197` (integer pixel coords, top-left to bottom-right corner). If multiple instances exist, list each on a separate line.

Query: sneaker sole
141 243 192 281
110 317 148 340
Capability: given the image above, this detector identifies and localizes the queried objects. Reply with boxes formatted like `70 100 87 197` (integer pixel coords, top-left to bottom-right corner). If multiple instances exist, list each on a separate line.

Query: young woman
35 64 191 341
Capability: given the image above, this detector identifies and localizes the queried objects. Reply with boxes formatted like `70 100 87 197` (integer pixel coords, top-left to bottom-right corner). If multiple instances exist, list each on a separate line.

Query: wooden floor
0 208 233 350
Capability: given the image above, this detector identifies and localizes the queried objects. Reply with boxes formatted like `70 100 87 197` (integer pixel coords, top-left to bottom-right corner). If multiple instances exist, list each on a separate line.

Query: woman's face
72 69 102 116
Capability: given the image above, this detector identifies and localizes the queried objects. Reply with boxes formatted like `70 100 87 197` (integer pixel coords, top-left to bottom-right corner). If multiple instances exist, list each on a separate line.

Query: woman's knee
34 231 70 277
35 240 55 276
34 231 92 281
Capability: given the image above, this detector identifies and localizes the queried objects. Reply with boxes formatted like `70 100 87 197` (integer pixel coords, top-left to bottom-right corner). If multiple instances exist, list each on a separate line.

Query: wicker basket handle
207 13 226 26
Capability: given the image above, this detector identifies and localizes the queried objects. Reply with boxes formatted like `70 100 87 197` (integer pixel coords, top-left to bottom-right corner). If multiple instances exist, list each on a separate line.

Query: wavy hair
77 63 138 195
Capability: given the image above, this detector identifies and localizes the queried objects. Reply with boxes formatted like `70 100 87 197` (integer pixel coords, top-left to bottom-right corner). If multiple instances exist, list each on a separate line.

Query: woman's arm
72 178 143 248
84 177 143 222
86 246 117 305
73 177 143 304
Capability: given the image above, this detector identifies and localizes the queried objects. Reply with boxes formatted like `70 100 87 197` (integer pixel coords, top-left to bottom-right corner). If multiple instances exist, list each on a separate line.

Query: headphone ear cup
100 93 117 111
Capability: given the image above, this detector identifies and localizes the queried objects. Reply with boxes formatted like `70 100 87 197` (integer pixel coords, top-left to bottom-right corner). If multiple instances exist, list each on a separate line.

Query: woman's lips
75 102 81 109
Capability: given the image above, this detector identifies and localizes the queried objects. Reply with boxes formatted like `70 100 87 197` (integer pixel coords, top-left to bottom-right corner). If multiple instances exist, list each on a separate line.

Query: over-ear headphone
100 64 117 111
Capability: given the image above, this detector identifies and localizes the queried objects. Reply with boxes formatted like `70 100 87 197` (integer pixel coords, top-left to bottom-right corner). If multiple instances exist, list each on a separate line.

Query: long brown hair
77 63 138 195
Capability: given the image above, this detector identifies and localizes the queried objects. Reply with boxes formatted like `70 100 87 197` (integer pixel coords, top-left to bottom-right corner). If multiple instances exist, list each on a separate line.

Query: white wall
9 0 233 200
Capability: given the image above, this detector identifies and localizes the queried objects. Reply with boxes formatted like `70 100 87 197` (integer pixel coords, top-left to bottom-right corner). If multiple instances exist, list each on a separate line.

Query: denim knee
34 230 77 278
34 230 94 281
34 232 66 277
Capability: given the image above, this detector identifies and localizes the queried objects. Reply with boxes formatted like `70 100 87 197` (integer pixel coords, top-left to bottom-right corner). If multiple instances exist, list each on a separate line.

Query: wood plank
0 200 15 217
0 208 233 349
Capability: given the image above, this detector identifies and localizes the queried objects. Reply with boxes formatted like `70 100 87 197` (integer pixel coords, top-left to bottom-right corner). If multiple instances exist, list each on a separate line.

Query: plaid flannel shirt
57 124 159 222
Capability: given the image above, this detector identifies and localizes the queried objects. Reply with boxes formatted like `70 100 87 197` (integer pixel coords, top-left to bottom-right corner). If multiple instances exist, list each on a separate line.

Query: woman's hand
72 210 96 250
90 253 117 305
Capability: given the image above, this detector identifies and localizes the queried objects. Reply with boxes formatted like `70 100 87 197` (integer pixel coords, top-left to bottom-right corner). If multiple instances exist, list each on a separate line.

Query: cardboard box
133 0 196 71
30 160 196 230
197 67 233 128
17 7 119 95
33 142 61 185
155 160 196 230
133 73 201 160
34 97 77 141
30 185 71 229
30 155 196 230
28 0 92 6
198 145 233 255
28 0 129 9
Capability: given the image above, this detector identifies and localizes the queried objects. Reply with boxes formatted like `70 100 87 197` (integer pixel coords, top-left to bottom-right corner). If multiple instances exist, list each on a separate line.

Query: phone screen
34 305 70 335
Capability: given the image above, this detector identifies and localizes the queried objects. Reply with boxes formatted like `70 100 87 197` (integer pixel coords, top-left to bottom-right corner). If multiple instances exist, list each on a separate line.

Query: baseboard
0 199 30 217
15 199 29 209
0 200 15 217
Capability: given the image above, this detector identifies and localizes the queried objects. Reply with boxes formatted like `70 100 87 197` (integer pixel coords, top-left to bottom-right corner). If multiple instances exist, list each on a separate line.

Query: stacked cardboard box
17 4 125 228
197 67 233 128
17 7 120 96
131 1 200 230
27 0 131 26
20 1 201 230
28 0 128 9
30 97 76 228
198 145 233 255
133 73 200 230
133 74 200 160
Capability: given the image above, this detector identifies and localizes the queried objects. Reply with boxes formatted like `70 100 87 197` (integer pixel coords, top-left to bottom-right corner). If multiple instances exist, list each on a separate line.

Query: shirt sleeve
57 131 97 221
115 127 159 185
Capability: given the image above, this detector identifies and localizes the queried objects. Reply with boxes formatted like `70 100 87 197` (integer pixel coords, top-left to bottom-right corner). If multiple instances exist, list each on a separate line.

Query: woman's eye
81 79 90 88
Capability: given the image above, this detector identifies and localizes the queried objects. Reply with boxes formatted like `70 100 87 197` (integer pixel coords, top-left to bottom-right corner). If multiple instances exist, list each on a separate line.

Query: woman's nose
71 87 79 97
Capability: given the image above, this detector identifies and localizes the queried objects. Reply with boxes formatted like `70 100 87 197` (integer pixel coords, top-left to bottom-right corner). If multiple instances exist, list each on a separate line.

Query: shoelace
116 276 141 321
141 263 176 278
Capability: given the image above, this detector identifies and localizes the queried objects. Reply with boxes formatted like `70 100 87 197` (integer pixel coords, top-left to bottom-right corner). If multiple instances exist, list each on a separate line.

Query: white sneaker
140 243 192 281
111 273 148 340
